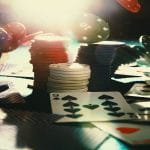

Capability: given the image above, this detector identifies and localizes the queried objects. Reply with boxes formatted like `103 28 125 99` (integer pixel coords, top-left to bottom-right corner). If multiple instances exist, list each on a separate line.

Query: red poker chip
30 58 68 64
117 0 141 13
4 22 26 40
31 54 68 59
29 47 67 53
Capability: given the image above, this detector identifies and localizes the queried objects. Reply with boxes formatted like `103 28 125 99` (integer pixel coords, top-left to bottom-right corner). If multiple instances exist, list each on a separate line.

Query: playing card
115 65 150 77
111 76 147 84
0 76 33 97
50 92 138 123
130 101 150 121
126 83 150 99
93 122 150 145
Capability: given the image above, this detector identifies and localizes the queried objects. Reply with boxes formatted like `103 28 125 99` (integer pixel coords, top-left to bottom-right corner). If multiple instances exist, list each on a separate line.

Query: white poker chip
48 77 89 84
49 71 91 78
48 81 89 87
47 84 87 90
47 88 88 93
33 35 70 48
49 63 90 72
49 74 90 81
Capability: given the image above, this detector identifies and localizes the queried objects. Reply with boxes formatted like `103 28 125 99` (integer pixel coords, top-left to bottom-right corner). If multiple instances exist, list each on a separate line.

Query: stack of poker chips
76 41 125 91
29 36 69 91
47 63 91 92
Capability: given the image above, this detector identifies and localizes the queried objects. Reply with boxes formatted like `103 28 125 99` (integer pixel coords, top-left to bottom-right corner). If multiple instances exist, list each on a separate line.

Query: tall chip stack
29 36 69 92
76 41 125 91
47 63 91 92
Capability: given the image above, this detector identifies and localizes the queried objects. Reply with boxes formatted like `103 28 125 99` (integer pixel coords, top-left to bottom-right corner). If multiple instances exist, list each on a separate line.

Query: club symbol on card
104 107 121 111
108 112 125 117
63 102 79 107
117 127 140 134
101 101 118 106
62 95 82 119
126 113 138 119
98 95 114 100
52 94 60 100
62 95 77 101
83 104 99 110
98 95 125 118
64 108 81 113
66 114 83 119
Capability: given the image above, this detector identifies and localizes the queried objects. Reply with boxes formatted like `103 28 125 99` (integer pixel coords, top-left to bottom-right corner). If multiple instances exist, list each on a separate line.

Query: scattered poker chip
71 13 110 43
4 22 26 40
116 0 141 13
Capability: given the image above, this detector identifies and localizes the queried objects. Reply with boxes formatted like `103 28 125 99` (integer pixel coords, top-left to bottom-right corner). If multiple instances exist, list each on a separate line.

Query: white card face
93 122 150 145
50 92 138 123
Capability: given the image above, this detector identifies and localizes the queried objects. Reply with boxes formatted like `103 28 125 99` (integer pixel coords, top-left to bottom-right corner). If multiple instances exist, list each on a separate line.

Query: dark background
90 0 150 40
0 0 150 40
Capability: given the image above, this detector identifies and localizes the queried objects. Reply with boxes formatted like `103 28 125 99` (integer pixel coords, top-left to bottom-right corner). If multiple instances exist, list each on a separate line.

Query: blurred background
0 0 150 40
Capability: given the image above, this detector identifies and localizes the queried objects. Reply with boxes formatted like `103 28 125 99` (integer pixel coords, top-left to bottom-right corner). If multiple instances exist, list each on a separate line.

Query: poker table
0 45 150 150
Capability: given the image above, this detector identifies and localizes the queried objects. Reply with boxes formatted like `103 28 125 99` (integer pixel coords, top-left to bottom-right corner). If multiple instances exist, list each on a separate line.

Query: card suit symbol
108 112 125 117
0 84 9 93
52 94 60 100
64 108 81 113
63 102 79 107
66 114 83 119
98 95 114 100
126 113 138 119
62 95 77 101
117 127 140 134
83 104 99 110
101 101 118 106
104 107 121 112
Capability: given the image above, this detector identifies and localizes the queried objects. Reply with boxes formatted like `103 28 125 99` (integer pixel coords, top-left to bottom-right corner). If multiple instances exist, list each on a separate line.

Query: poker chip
49 63 90 72
76 42 124 91
4 22 26 41
30 35 69 91
71 13 110 43
0 28 11 51
47 63 91 92
116 0 141 13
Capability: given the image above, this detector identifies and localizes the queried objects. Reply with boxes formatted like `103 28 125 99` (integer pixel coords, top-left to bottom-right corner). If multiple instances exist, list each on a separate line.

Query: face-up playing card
50 92 138 123
93 122 150 145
